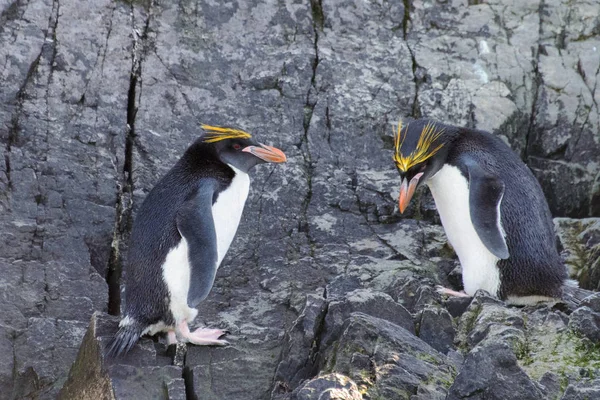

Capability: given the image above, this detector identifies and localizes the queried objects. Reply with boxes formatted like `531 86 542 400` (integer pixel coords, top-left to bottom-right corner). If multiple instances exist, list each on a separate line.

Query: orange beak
242 144 287 163
398 172 424 213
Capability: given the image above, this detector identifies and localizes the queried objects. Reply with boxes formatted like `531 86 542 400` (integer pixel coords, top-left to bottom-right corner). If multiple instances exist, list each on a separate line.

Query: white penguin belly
161 165 250 326
427 164 501 297
212 165 250 266
161 237 197 325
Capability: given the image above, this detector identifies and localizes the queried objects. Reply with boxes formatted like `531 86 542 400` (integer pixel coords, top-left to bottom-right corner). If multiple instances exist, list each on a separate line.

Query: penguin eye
232 143 242 150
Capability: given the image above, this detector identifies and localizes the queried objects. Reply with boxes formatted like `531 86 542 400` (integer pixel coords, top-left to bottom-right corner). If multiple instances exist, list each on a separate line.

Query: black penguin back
447 126 566 299
122 141 234 327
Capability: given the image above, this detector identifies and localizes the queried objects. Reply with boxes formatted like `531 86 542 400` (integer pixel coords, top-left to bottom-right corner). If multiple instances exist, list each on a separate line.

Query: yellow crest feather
393 121 444 172
201 124 252 143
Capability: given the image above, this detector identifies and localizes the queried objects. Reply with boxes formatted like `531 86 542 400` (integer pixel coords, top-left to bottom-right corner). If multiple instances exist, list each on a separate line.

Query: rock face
555 218 600 290
0 0 599 399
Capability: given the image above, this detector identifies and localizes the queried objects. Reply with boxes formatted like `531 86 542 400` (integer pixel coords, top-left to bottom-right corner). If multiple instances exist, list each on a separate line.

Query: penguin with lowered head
392 119 572 305
109 125 287 356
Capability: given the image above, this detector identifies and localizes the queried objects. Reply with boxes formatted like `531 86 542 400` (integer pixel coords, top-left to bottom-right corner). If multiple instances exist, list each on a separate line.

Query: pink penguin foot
167 330 178 345
436 285 470 298
177 321 228 346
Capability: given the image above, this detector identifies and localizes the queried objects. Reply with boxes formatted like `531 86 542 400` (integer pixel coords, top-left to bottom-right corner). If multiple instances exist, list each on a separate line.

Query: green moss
323 341 339 374
415 352 439 365
422 371 456 390
456 303 483 353
515 340 534 366
438 242 457 259
438 374 455 389
519 328 600 386
569 336 600 372
559 220 600 289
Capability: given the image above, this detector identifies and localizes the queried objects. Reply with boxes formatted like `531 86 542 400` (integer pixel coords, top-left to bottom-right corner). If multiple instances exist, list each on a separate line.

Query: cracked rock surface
0 0 599 399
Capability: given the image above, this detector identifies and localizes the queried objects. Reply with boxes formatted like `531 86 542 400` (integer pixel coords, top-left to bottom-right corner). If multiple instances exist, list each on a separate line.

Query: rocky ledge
2 0 600 399
60 216 600 400
59 214 600 399
60 283 600 400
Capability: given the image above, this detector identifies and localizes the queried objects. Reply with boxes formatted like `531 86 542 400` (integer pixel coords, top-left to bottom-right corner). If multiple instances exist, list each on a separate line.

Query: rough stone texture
417 305 456 354
561 379 600 400
568 306 600 342
291 373 362 400
447 342 545 400
555 218 600 290
59 313 185 400
409 0 600 218
318 313 456 399
0 0 599 399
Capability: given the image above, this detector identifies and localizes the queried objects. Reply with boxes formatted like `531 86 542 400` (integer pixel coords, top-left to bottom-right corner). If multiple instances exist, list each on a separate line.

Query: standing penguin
109 125 287 356
392 119 568 305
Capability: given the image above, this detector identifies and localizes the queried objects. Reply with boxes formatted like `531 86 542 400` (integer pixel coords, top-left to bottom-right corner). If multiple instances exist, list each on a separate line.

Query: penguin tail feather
106 318 144 358
562 279 595 306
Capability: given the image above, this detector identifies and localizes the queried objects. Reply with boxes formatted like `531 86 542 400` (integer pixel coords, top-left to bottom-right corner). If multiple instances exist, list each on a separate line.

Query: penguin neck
225 163 249 181
212 164 250 266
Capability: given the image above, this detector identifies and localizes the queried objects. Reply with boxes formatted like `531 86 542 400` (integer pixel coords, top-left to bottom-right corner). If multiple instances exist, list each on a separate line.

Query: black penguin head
392 119 450 213
201 125 287 173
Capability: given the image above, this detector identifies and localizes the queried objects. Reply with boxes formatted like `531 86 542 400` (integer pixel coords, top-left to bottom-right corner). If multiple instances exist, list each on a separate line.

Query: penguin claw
436 285 470 298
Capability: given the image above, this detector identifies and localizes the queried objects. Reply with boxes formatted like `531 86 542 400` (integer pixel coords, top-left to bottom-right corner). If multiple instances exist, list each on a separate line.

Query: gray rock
447 342 544 400
568 306 600 342
555 218 600 290
273 293 328 391
59 312 182 400
580 292 600 313
444 296 473 318
538 372 563 400
186 345 282 400
321 313 456 399
388 274 442 314
0 0 599 398
417 306 456 354
321 289 415 349
561 379 600 400
455 291 525 352
325 275 362 300
291 373 362 400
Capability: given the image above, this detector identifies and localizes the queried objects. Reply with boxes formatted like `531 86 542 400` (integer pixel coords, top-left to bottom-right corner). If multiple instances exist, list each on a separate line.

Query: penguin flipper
176 179 219 308
464 159 510 260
